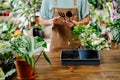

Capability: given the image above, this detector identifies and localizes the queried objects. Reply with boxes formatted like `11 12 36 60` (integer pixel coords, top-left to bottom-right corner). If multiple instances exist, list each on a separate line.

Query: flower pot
33 28 44 38
14 60 36 80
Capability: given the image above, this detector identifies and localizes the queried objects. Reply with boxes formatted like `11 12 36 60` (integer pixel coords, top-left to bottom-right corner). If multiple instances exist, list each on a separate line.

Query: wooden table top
35 50 120 80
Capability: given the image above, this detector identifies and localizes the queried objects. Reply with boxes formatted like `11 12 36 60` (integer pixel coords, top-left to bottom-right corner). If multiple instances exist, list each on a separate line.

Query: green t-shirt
40 0 89 20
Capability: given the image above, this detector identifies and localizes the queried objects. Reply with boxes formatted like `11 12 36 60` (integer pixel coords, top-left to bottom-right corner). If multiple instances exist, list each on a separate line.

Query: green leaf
0 69 16 80
43 51 51 65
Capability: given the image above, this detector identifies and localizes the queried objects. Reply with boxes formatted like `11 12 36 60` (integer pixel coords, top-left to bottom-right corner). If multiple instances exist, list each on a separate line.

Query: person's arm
71 0 90 26
39 0 60 27
71 15 90 25
39 17 60 27
39 0 51 27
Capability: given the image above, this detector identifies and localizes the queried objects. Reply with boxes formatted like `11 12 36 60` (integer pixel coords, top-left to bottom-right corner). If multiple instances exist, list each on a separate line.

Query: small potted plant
71 24 109 50
10 34 51 80
33 22 44 38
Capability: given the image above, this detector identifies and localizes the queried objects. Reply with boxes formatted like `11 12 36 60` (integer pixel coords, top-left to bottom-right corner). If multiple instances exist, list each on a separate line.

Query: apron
50 0 80 51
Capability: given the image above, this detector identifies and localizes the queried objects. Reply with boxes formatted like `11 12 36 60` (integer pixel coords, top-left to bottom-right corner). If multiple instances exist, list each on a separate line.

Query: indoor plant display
61 23 107 66
9 0 44 38
0 25 50 80
61 23 109 66
0 22 50 80
9 0 42 30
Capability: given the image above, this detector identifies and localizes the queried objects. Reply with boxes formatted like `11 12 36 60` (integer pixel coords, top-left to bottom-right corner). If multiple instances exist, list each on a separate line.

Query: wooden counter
35 50 120 80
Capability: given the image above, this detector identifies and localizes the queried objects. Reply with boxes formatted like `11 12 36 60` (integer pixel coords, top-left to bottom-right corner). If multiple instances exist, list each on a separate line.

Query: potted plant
0 40 16 80
60 23 109 66
0 22 50 80
60 23 107 66
71 24 109 50
33 22 44 38
0 21 20 80
10 34 51 79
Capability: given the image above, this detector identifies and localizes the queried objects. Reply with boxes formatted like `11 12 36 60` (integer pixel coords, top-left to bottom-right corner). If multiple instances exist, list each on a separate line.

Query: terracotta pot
14 60 36 80
15 56 22 59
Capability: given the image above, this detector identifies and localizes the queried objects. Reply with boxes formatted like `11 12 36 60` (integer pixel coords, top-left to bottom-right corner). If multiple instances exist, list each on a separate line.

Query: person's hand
48 16 60 27
63 18 76 28
70 20 79 26
64 21 75 28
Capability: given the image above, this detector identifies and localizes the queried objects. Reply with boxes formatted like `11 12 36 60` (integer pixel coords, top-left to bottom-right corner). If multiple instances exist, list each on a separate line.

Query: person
40 0 90 51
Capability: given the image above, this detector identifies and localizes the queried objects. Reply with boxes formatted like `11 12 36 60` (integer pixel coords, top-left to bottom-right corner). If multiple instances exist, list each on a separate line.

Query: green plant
9 0 42 29
88 0 105 9
10 35 51 69
0 0 11 11
0 68 4 79
0 68 16 80
108 18 120 43
0 40 16 80
0 21 19 40
71 24 109 50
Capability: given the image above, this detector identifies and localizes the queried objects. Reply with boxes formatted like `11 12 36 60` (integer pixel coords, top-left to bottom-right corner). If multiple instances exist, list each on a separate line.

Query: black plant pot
33 28 44 38
61 49 100 66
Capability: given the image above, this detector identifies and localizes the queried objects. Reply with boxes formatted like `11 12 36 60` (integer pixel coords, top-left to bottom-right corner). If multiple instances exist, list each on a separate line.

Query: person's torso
48 0 81 19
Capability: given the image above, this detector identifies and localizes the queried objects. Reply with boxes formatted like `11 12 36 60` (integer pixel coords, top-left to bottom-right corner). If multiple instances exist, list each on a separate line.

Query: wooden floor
34 50 120 80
